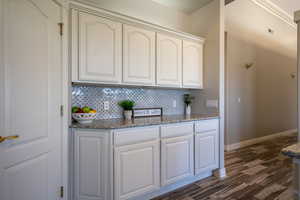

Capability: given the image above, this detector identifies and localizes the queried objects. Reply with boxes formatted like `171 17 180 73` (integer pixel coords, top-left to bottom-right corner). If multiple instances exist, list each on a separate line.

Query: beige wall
226 33 297 145
0 0 3 133
256 47 297 137
190 0 221 114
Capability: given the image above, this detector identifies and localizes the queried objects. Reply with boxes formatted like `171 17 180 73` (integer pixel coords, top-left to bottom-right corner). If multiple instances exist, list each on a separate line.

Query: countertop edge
70 115 219 130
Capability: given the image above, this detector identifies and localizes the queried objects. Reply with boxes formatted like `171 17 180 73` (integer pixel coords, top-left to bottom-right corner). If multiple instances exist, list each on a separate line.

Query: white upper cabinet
182 40 204 89
74 11 122 83
71 8 205 88
123 25 156 85
156 34 182 87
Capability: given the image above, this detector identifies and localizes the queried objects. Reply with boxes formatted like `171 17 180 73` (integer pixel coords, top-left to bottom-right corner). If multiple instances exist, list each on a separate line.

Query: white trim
213 168 227 179
218 0 226 177
251 0 297 29
60 1 70 200
225 129 297 151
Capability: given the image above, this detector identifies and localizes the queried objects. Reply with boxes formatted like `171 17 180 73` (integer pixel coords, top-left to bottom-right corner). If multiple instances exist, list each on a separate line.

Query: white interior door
0 0 63 200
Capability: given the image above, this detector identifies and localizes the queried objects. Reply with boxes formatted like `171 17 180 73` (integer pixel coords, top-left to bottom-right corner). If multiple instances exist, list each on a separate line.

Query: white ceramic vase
124 110 132 120
186 105 191 116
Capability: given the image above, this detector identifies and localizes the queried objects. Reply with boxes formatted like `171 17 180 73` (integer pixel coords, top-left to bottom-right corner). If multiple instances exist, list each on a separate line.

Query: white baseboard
225 129 297 151
213 168 227 179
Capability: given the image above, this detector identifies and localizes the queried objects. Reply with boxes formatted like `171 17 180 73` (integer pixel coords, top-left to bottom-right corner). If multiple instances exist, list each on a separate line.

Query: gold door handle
0 135 19 143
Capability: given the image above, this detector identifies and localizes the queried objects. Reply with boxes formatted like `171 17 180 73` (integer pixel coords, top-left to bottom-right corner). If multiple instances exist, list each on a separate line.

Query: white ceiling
151 0 214 14
226 0 297 57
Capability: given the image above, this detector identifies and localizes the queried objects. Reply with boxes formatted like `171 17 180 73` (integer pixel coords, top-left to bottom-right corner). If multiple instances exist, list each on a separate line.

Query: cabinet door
75 11 122 83
123 25 156 85
195 130 219 175
161 135 194 186
114 141 160 200
157 34 182 87
74 131 111 200
182 40 203 88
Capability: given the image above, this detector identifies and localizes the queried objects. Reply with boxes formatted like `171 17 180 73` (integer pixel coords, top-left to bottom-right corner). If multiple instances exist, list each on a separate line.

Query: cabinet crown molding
69 0 205 43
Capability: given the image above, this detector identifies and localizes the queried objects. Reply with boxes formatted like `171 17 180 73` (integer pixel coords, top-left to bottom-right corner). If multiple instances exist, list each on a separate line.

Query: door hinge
58 22 64 36
60 186 64 198
60 105 64 117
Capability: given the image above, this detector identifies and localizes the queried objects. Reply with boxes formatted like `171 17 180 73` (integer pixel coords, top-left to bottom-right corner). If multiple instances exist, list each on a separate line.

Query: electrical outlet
103 101 110 111
172 100 177 108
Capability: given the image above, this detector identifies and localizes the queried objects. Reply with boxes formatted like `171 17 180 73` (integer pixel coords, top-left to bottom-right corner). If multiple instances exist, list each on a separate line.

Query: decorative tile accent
72 85 190 119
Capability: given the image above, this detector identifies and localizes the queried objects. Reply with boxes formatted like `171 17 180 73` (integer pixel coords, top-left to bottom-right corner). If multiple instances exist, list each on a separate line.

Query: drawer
114 126 159 146
161 122 193 138
195 119 218 133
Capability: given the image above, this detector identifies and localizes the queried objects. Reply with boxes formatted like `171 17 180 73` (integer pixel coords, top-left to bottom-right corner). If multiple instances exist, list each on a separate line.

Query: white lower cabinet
74 130 112 200
73 119 219 200
114 140 160 200
161 135 194 186
195 130 219 175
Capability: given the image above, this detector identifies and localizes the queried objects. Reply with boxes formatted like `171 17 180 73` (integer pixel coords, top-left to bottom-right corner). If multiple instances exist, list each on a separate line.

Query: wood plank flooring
153 133 297 200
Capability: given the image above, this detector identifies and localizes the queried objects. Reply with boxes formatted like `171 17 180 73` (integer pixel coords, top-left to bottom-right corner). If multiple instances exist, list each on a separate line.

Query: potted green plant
118 100 135 120
183 94 195 116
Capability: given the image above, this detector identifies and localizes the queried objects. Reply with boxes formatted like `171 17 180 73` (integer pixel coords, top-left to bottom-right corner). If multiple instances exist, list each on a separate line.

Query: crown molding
251 0 297 29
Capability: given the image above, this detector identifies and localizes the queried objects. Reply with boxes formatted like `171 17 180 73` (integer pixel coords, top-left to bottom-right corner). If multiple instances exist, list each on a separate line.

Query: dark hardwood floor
153 133 297 200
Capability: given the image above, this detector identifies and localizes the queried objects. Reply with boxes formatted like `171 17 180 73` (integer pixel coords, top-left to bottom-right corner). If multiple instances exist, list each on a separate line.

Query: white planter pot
186 105 191 115
124 110 132 120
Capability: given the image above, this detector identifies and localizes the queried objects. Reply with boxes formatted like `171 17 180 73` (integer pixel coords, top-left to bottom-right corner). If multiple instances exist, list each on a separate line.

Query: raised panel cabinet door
182 40 203 88
0 0 62 199
114 140 160 200
74 131 110 200
161 135 194 186
123 25 156 85
195 131 219 175
157 33 182 87
76 11 122 83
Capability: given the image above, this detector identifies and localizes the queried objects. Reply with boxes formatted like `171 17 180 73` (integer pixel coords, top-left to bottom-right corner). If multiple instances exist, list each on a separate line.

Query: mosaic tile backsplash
72 85 191 119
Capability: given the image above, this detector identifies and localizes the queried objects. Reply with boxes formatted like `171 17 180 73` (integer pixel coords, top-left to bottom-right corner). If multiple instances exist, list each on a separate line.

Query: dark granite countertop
282 143 300 159
71 113 219 129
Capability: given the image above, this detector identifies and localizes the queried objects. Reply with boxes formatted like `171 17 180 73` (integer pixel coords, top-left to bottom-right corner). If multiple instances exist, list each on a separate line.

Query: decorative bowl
72 113 97 124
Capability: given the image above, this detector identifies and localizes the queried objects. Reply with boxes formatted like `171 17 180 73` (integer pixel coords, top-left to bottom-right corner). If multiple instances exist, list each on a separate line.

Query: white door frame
60 1 70 200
